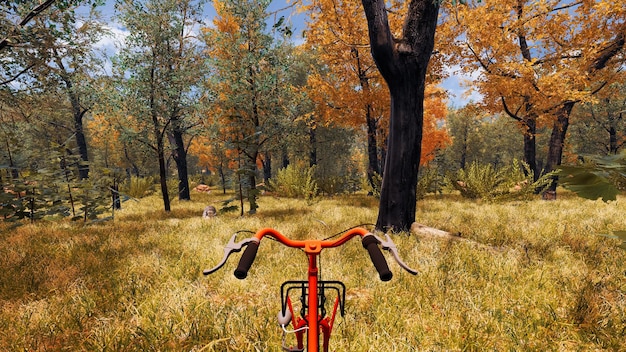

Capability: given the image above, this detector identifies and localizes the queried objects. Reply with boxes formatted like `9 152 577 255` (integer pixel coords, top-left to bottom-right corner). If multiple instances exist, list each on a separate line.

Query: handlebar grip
362 235 392 281
234 241 259 279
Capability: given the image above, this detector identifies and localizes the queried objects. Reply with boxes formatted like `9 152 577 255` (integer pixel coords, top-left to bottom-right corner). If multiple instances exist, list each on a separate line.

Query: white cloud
95 23 129 55
441 64 483 107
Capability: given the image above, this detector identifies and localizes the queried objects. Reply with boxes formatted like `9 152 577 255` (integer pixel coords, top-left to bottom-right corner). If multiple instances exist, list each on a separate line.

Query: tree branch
0 64 36 86
0 0 58 51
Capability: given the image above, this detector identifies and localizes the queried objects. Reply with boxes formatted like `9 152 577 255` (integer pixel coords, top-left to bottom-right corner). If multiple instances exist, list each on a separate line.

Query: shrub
417 167 444 200
361 172 382 197
446 160 552 201
121 176 155 199
269 164 318 202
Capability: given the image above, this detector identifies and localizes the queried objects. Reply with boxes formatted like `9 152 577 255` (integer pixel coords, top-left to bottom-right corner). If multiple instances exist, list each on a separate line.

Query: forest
1 0 625 350
1 0 624 224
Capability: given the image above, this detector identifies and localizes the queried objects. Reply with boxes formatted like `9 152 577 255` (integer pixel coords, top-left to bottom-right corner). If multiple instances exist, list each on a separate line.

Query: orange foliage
439 0 626 124
302 0 449 164
422 86 450 165
87 113 124 167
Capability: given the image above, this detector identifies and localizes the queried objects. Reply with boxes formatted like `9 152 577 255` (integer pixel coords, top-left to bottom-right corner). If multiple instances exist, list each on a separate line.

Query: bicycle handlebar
234 239 259 279
204 227 417 280
361 234 392 281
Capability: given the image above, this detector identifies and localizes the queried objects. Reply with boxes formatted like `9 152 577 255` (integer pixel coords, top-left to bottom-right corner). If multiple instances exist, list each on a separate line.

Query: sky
80 0 476 107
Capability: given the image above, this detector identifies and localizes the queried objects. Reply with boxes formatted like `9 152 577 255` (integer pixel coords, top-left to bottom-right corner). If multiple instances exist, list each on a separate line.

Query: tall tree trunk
361 0 440 232
150 59 170 212
55 53 90 180
73 107 90 180
608 125 618 154
282 147 290 169
262 151 272 184
5 140 19 179
157 139 171 212
246 152 258 214
366 104 380 190
353 47 380 190
167 126 190 201
309 125 317 167
522 117 539 181
218 160 227 194
545 101 575 193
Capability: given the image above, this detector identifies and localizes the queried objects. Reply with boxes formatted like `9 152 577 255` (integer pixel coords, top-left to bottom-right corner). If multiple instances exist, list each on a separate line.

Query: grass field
1 191 625 351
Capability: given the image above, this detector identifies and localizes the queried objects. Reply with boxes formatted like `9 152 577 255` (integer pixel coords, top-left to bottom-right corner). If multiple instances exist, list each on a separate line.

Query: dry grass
1 190 625 351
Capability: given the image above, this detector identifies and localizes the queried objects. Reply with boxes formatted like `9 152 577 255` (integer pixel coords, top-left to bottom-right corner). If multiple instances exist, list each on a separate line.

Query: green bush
360 172 382 197
417 167 444 200
269 164 318 202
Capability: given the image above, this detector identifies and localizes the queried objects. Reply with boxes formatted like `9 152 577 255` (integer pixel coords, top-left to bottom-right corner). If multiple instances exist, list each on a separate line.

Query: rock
202 205 217 218
194 184 211 193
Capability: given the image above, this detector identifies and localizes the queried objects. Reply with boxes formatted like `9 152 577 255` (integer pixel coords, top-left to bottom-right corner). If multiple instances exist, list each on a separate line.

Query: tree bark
309 124 317 167
365 103 380 190
361 0 439 232
522 117 539 181
167 126 190 201
55 54 90 180
353 47 380 190
156 138 171 212
150 57 170 212
544 101 575 192
262 151 272 184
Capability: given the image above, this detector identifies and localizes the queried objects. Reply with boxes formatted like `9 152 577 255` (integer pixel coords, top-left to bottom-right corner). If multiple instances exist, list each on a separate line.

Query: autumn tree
441 0 626 193
113 0 207 210
203 0 294 214
302 0 390 190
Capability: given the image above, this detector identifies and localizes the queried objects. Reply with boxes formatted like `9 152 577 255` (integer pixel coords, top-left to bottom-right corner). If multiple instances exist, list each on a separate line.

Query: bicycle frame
251 227 370 351
204 227 417 352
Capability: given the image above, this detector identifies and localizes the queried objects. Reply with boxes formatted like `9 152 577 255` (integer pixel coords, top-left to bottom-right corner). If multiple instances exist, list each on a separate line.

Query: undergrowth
0 190 625 351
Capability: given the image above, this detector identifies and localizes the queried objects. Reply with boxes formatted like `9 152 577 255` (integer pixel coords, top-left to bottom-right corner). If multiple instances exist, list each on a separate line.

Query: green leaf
557 167 619 202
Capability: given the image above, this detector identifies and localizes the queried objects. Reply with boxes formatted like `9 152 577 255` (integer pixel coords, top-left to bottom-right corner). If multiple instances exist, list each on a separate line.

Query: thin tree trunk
262 151 272 184
545 101 575 193
522 117 539 181
366 104 380 190
168 127 190 201
309 125 317 167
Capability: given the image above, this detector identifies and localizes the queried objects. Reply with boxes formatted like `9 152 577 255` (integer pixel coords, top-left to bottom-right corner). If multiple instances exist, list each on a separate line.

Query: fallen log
410 222 501 252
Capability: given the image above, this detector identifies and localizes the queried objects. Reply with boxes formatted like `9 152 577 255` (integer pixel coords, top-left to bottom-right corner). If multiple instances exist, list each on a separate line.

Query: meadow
1 190 625 351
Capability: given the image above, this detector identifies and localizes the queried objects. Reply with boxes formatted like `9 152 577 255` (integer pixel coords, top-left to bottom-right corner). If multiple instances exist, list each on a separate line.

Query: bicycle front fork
279 280 346 352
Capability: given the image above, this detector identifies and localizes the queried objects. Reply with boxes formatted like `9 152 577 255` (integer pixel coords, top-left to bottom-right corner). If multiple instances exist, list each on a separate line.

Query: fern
447 160 552 201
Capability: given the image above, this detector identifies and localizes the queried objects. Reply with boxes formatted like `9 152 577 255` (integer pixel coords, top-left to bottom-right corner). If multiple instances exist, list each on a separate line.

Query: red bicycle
204 227 417 352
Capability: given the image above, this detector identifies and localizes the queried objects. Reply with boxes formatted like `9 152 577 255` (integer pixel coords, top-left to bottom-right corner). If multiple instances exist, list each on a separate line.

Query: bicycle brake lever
373 233 418 275
203 234 257 275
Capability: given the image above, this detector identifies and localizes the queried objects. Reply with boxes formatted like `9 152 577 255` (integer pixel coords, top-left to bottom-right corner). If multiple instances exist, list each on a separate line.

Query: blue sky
83 0 474 107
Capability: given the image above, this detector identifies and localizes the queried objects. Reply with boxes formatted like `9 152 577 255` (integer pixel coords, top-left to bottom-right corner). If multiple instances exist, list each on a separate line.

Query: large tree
302 0 390 190
203 0 293 214
441 0 626 192
113 0 207 210
2 2 105 180
360 0 440 231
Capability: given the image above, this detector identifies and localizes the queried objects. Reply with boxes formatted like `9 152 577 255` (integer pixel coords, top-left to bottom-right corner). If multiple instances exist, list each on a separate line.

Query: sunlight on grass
1 190 625 350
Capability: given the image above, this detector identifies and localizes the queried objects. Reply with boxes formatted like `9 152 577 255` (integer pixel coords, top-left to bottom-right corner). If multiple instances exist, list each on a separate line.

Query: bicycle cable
280 324 309 334
321 223 376 241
